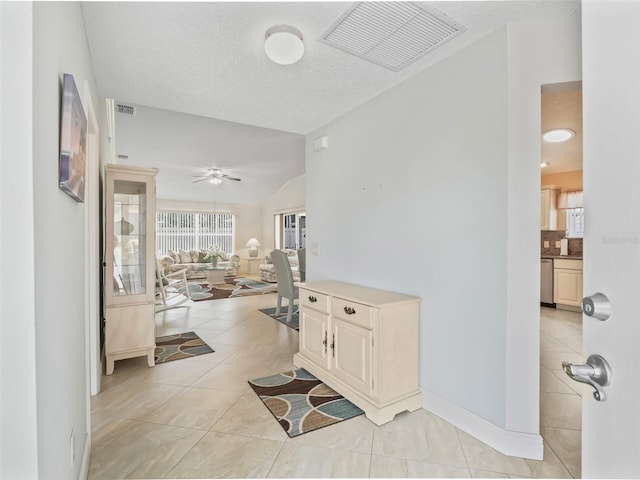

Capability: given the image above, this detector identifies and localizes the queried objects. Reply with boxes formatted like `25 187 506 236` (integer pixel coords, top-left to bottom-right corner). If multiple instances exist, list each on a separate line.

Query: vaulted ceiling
82 1 580 203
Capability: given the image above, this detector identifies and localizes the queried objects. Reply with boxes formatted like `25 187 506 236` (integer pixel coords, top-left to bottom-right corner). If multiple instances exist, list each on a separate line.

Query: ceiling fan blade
223 176 242 182
192 177 210 183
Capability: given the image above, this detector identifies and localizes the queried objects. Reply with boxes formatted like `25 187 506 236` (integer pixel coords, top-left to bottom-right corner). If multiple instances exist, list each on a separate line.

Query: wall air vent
116 104 136 116
320 2 466 72
116 154 129 160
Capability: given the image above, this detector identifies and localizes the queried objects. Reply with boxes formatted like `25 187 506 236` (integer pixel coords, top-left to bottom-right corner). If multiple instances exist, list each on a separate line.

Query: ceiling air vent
117 154 129 160
320 2 466 72
116 104 136 116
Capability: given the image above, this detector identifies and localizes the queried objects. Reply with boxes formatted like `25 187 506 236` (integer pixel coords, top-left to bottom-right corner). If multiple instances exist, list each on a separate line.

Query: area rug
154 331 214 364
248 368 363 437
191 277 276 301
259 307 299 331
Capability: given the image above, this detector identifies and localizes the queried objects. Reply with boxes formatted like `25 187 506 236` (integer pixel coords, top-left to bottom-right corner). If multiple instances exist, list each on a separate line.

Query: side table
202 266 227 286
245 258 261 275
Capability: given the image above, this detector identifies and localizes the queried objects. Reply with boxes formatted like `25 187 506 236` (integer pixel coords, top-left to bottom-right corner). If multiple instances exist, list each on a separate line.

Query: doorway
275 211 306 250
538 81 583 477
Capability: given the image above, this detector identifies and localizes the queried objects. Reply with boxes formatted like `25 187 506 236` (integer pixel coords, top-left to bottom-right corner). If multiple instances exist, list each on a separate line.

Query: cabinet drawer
332 297 373 329
554 259 583 270
300 288 329 313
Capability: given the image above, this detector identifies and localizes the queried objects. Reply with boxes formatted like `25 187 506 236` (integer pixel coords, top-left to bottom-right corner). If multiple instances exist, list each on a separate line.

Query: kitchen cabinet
104 164 158 375
294 280 422 425
554 258 583 309
541 186 558 230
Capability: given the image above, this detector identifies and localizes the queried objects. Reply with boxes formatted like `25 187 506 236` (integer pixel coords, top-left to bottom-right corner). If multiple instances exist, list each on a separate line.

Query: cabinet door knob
344 306 356 315
308 295 317 303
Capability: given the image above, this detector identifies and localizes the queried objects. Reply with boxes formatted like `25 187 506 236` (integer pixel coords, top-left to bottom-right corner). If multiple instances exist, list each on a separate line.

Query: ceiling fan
192 168 241 185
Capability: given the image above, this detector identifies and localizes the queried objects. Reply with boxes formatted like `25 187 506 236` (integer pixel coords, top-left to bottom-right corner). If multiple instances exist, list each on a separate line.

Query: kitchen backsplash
541 230 583 257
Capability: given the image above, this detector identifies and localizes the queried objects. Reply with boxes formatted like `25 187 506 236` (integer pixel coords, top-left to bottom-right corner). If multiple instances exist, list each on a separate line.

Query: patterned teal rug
248 368 363 437
154 331 214 364
259 307 299 330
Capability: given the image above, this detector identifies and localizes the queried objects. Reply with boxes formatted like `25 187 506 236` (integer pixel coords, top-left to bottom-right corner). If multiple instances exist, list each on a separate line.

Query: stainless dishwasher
541 258 554 306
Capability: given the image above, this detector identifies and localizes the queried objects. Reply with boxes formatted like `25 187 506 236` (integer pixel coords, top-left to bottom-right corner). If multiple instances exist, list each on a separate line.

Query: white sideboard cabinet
104 164 158 375
294 280 422 425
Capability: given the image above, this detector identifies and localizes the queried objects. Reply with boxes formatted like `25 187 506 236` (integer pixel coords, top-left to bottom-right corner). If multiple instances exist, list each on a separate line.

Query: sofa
259 249 300 282
159 248 240 280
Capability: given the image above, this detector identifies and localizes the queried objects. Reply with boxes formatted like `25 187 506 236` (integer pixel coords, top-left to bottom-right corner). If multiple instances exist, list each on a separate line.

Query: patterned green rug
154 331 214 364
248 368 363 437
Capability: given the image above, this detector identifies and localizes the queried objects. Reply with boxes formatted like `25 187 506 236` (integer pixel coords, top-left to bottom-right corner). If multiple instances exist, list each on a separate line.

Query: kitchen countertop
541 255 583 260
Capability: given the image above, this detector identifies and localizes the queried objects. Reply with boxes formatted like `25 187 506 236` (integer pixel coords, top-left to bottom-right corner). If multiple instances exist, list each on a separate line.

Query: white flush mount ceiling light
541 161 551 168
543 128 575 143
265 25 304 65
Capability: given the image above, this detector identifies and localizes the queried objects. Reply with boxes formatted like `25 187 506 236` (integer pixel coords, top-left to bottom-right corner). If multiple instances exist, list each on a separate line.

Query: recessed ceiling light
264 25 304 65
543 128 575 143
541 161 551 168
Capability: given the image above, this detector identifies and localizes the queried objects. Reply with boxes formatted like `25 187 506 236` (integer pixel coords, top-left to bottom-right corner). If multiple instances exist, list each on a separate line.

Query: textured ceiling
82 1 579 135
82 1 580 204
542 87 583 175
114 105 305 204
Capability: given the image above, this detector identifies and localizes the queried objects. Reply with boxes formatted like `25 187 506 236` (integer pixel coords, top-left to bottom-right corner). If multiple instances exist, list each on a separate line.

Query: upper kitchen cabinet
540 186 558 230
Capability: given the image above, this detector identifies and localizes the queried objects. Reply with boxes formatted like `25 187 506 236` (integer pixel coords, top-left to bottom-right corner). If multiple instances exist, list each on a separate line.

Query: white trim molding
79 432 90 480
422 389 544 460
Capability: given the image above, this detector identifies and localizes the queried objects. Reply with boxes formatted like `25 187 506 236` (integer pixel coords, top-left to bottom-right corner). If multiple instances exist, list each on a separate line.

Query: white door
580 2 640 477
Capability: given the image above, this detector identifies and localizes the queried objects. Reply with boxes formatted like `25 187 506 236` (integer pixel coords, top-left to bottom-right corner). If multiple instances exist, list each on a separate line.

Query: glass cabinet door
112 180 147 296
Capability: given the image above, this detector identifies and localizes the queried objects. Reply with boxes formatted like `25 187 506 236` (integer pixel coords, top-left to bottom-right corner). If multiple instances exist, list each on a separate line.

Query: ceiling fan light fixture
209 177 223 185
543 128 575 143
265 25 304 65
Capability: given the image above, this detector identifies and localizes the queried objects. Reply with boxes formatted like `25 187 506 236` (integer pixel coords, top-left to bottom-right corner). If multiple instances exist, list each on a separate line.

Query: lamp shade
245 238 261 258
264 25 304 65
245 238 261 248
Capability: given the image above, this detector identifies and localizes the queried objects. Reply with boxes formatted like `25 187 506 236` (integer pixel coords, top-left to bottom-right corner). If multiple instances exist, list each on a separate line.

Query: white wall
505 15 581 436
0 2 39 477
261 175 305 255
307 29 509 426
306 14 581 458
31 3 105 478
156 199 263 262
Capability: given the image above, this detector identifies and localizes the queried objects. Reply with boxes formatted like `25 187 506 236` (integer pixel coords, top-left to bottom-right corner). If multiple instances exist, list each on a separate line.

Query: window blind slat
156 211 234 255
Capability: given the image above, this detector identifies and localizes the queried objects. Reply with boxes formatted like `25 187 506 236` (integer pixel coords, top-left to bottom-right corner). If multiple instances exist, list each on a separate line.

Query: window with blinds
566 207 584 238
156 211 234 254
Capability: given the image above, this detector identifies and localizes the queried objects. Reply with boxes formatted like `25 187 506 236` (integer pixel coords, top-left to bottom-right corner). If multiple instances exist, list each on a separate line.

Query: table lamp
245 238 261 258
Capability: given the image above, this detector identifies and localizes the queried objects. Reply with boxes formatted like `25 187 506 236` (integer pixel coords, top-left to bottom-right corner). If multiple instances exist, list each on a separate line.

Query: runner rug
191 277 276 301
259 307 299 330
248 368 363 437
154 331 214 364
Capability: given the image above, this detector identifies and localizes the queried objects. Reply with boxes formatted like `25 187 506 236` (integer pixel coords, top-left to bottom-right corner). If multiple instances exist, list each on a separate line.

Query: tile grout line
539 435 577 479
453 426 474 477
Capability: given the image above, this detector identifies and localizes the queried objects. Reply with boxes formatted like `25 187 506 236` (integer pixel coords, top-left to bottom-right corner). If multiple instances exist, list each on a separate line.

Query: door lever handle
562 354 612 401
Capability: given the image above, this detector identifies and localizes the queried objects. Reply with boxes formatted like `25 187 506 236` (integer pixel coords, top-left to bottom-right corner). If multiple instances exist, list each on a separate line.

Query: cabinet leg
147 349 155 368
106 357 114 376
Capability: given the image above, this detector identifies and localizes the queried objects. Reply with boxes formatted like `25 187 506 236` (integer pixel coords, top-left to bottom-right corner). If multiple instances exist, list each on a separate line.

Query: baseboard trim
79 432 91 480
422 389 543 460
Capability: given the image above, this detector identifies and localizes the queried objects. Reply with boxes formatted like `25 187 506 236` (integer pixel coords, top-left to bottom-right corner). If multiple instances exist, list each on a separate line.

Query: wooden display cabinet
104 164 158 375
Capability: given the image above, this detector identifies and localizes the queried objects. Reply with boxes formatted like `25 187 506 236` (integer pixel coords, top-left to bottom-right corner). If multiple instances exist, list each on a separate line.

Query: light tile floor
88 296 583 479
